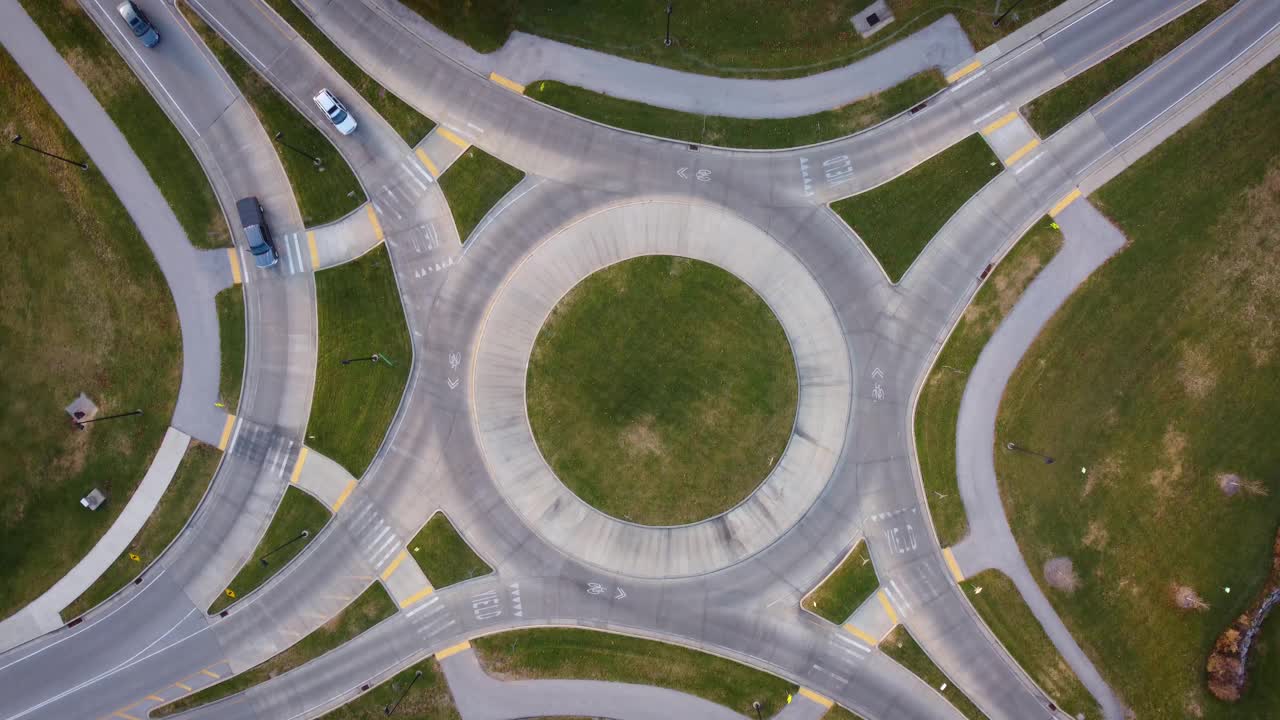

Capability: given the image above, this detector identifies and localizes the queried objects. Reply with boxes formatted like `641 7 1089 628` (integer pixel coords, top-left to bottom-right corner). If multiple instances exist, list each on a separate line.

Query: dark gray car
236 197 278 269
116 1 160 48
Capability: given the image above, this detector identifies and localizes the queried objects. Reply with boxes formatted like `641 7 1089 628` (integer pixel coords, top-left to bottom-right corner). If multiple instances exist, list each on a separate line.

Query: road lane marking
307 231 319 269
145 695 164 703
400 585 435 608
437 127 470 150
435 639 471 660
217 414 236 450
843 623 879 646
365 204 384 241
980 111 1019 135
331 479 357 512
112 711 140 720
380 550 408 580
90 0 198 134
946 60 982 83
227 248 242 284
415 147 440 178
173 682 192 692
798 688 834 708
1003 138 1041 166
1048 188 1082 217
943 548 965 583
200 668 220 679
1043 0 1116 42
289 447 309 485
877 589 900 626
488 72 525 93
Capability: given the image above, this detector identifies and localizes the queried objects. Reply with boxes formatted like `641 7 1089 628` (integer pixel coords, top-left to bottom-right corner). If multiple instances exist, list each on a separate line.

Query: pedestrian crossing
278 231 310 276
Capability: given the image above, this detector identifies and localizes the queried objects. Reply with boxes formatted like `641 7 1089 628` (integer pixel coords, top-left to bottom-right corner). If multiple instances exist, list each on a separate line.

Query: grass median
409 513 492 589
880 626 985 720
216 287 245 413
208 486 330 614
804 541 878 624
525 71 945 148
915 219 1062 547
473 628 798 717
161 583 395 716
320 657 458 719
995 58 1280 718
309 245 412 477
182 6 363 225
1024 0 1237 137
399 1 1063 78
438 147 524 244
18 0 227 247
0 47 182 620
831 133 1000 282
62 441 221 619
261 0 435 146
960 571 1100 719
825 706 865 720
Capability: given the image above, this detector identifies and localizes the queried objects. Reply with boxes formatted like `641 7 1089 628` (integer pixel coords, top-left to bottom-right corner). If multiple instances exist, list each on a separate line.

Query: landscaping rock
1206 527 1280 701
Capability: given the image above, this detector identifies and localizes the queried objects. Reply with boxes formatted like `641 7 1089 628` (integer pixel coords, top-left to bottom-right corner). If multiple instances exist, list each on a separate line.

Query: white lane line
364 525 392 550
89 0 198 134
370 534 397 564
406 596 439 617
972 103 1009 125
1013 151 1045 174
1043 0 1116 43
401 161 428 191
187 0 269 68
949 69 986 92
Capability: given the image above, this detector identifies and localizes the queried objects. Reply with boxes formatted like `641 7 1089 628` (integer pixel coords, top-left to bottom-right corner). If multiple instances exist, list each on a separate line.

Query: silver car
117 1 160 48
313 89 358 135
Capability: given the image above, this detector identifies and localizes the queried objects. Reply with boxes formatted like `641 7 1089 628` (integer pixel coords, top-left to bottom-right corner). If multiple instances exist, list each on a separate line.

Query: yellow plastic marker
946 60 982 83
1003 138 1041 166
415 147 439 179
331 479 357 512
877 589 900 626
437 127 470 150
799 688 834 709
289 447 310 485
307 231 320 270
227 248 242 285
129 553 141 562
217 414 236 451
380 550 409 580
943 547 965 583
399 585 435 608
488 72 525 94
224 588 236 599
365 204 385 241
1048 188 1082 217
843 623 879 646
980 111 1018 136
436 639 472 660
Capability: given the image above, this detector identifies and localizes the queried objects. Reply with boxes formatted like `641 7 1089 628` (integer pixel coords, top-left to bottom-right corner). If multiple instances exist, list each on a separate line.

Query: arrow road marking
677 167 689 179
614 587 626 600
447 377 459 389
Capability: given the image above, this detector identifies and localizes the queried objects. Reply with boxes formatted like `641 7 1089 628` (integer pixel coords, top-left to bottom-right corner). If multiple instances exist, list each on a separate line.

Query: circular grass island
525 255 798 526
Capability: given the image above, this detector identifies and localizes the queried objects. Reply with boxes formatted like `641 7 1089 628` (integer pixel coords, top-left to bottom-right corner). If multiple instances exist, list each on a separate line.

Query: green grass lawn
1023 0 1237 137
161 583 395 715
880 626 986 720
915 219 1062 547
216 288 245 413
526 256 797 525
474 628 798 717
525 71 945 148
804 541 878 624
409 513 492 589
959 571 1100 719
62 441 221 619
994 58 1280 719
825 706 866 720
0 47 182 621
309 245 411 477
438 147 524 243
182 6 363 225
399 1 1063 78
208 486 330 614
831 134 1000 282
18 1 227 247
261 0 435 147
320 657 458 719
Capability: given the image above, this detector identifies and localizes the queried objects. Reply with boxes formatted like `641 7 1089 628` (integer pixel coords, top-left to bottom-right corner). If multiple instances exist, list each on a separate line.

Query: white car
312 89 357 135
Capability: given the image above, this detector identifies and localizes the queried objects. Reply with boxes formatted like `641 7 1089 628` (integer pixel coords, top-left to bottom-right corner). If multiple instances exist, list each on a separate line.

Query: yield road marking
331 479 357 512
307 231 319 269
400 585 435 608
217 414 236 450
843 623 879 646
227 248 242 285
1049 188 1082 217
946 60 982 83
798 688 834 709
436 639 471 660
980 111 1018 136
380 550 408 580
365 204 385 241
488 72 525 94
437 127 470 150
943 548 965 583
1003 138 1041 166
877 589 900 626
289 447 309 485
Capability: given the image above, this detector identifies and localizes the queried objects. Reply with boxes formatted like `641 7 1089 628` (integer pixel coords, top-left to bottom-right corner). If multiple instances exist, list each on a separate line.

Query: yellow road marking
943 548 965 583
289 447 310 485
145 695 164 703
488 72 525 94
200 668 220 679
307 231 319 269
112 711 140 720
227 248 242 285
217 414 236 451
877 589 900 626
1003 138 1041 166
250 0 292 38
980 111 1018 136
843 623 879 646
331 479 357 512
435 639 471 660
1048 188 1082 217
798 688 834 708
946 60 982 83
380 550 408 580
365 204 384 241
173 682 192 692
437 127 470 150
415 147 439 178
400 584 435 608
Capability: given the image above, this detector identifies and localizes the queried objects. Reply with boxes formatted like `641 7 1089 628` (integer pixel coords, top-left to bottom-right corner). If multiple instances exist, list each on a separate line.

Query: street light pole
74 409 143 430
664 3 673 47
993 0 1029 27
273 131 323 167
259 529 310 566
384 670 422 716
752 701 764 720
11 135 89 170
1005 441 1055 464
341 354 380 365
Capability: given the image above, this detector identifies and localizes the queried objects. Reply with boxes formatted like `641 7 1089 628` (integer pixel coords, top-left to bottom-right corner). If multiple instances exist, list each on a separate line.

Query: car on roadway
313 89 357 135
116 1 160 48
236 197 278 269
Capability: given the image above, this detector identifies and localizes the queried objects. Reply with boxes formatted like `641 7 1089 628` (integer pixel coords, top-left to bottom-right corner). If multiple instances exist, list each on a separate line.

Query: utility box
851 1 895 38
81 489 106 511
